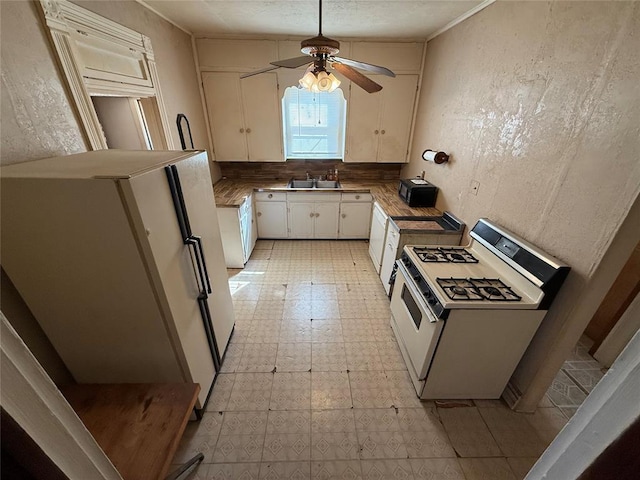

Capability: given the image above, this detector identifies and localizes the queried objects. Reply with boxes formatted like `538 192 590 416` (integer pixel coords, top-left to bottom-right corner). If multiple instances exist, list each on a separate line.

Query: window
282 86 347 160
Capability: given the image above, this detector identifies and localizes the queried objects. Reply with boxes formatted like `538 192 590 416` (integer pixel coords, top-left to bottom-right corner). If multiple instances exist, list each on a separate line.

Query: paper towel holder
422 149 449 164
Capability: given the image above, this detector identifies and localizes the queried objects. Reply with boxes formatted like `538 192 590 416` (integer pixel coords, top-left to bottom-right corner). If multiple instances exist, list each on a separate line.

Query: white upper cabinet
202 72 283 162
345 74 419 163
196 39 424 164
344 42 423 164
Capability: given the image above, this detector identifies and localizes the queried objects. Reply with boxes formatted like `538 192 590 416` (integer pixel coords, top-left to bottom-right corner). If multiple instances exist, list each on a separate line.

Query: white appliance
368 201 388 273
379 212 465 295
390 218 570 399
1 150 235 413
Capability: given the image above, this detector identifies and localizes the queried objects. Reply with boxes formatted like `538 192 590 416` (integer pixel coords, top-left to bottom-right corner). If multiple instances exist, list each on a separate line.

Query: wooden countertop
62 383 199 480
213 179 441 217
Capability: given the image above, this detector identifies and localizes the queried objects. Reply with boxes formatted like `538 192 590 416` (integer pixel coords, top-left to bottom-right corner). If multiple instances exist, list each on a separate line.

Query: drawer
254 191 287 202
287 192 341 202
341 192 372 202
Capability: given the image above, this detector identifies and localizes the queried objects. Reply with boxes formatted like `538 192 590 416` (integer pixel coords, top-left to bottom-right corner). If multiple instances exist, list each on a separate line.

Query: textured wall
403 1 640 406
0 0 87 165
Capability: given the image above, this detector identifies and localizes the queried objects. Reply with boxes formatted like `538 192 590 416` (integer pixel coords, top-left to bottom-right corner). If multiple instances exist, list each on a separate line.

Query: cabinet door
344 82 382 162
241 73 284 162
202 72 247 161
249 201 258 249
339 203 373 239
288 202 315 239
240 211 251 263
256 201 288 238
377 75 418 163
314 202 340 239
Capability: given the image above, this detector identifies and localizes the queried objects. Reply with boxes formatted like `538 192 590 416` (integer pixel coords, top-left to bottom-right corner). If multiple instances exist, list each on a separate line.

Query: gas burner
471 278 522 301
440 248 479 263
437 277 522 301
413 247 479 263
437 278 484 300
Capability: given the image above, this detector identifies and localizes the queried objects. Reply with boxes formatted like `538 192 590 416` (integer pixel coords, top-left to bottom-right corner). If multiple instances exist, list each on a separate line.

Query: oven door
390 261 444 380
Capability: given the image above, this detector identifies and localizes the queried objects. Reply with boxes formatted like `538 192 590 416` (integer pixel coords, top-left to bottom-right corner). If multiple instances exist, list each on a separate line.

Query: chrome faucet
306 171 311 180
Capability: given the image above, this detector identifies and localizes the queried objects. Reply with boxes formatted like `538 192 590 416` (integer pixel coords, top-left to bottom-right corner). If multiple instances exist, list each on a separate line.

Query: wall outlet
470 180 480 195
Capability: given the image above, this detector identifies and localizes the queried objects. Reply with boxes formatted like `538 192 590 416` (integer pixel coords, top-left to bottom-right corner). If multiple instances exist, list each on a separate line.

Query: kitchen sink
315 180 341 189
286 179 342 189
288 179 315 188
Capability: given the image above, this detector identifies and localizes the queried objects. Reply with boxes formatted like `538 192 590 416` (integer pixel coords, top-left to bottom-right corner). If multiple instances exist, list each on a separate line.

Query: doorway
91 96 168 150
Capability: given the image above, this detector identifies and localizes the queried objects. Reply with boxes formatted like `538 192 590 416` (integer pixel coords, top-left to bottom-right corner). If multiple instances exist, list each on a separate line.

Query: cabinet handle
309 212 315 218
342 213 346 218
246 128 252 133
374 130 379 135
239 128 245 133
381 130 386 134
257 212 262 217
316 213 320 217
355 195 360 199
268 193 273 199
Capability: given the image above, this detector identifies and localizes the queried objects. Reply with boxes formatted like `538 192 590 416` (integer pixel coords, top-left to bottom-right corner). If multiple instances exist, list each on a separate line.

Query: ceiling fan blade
332 63 382 93
240 65 280 79
270 56 312 69
333 56 396 77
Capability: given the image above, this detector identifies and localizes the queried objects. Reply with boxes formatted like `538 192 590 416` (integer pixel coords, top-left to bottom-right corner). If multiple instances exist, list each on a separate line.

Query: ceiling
140 0 489 40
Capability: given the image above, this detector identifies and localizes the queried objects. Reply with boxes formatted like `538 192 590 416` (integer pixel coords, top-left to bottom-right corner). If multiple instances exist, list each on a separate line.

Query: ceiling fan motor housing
301 35 340 56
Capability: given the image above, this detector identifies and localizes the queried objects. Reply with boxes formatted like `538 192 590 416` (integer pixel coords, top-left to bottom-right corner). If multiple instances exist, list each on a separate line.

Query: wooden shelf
61 383 199 480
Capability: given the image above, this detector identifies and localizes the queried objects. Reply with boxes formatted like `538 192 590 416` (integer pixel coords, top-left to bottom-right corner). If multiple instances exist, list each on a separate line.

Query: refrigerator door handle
190 235 212 295
186 237 207 296
197 295 221 370
165 166 191 240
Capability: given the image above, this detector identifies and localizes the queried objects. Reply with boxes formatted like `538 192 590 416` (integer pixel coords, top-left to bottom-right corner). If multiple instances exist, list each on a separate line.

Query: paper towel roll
422 150 449 164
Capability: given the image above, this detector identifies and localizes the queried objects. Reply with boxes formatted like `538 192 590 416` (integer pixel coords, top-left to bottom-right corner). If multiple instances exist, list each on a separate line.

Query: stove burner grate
413 247 479 263
436 277 522 301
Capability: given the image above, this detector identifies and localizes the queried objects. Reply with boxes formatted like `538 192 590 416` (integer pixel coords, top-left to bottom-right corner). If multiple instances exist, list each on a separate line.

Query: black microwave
398 179 438 207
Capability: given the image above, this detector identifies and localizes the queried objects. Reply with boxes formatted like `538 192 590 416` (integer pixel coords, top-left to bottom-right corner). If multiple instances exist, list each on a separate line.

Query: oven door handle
395 261 438 323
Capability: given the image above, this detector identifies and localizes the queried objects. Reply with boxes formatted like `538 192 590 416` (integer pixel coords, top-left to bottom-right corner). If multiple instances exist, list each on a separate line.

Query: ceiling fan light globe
316 71 332 91
299 71 316 89
327 73 341 92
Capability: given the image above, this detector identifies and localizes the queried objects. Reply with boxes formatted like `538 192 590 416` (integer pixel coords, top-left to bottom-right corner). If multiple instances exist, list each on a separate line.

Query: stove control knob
402 257 411 266
428 298 437 305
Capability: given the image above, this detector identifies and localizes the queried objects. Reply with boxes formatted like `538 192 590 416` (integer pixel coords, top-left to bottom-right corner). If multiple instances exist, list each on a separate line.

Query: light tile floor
545 335 607 419
174 240 575 480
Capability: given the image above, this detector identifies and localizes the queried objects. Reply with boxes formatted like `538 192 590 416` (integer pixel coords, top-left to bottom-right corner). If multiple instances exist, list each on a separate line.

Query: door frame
37 0 174 150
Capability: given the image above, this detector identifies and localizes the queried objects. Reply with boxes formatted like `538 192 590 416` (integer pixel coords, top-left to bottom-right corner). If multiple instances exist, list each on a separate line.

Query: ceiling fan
240 0 395 93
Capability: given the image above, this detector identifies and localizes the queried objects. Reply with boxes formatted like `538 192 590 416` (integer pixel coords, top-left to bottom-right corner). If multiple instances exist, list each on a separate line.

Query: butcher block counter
213 179 442 217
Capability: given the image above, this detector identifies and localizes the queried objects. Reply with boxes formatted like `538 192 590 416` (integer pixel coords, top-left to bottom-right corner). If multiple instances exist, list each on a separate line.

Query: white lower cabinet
339 193 373 239
288 202 314 238
217 195 256 268
368 201 389 273
287 193 341 239
315 203 341 239
255 192 288 238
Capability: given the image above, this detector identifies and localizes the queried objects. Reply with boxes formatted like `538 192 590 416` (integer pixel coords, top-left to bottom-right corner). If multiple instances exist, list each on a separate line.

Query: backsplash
218 160 402 182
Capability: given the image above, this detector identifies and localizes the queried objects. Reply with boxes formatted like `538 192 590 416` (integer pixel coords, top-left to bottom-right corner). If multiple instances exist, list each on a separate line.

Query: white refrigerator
1 150 235 412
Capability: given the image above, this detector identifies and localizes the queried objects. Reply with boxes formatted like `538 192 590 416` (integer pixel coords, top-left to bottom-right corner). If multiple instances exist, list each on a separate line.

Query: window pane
282 86 346 160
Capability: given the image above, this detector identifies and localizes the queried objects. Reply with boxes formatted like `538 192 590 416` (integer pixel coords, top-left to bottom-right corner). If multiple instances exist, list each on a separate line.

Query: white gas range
390 218 570 400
